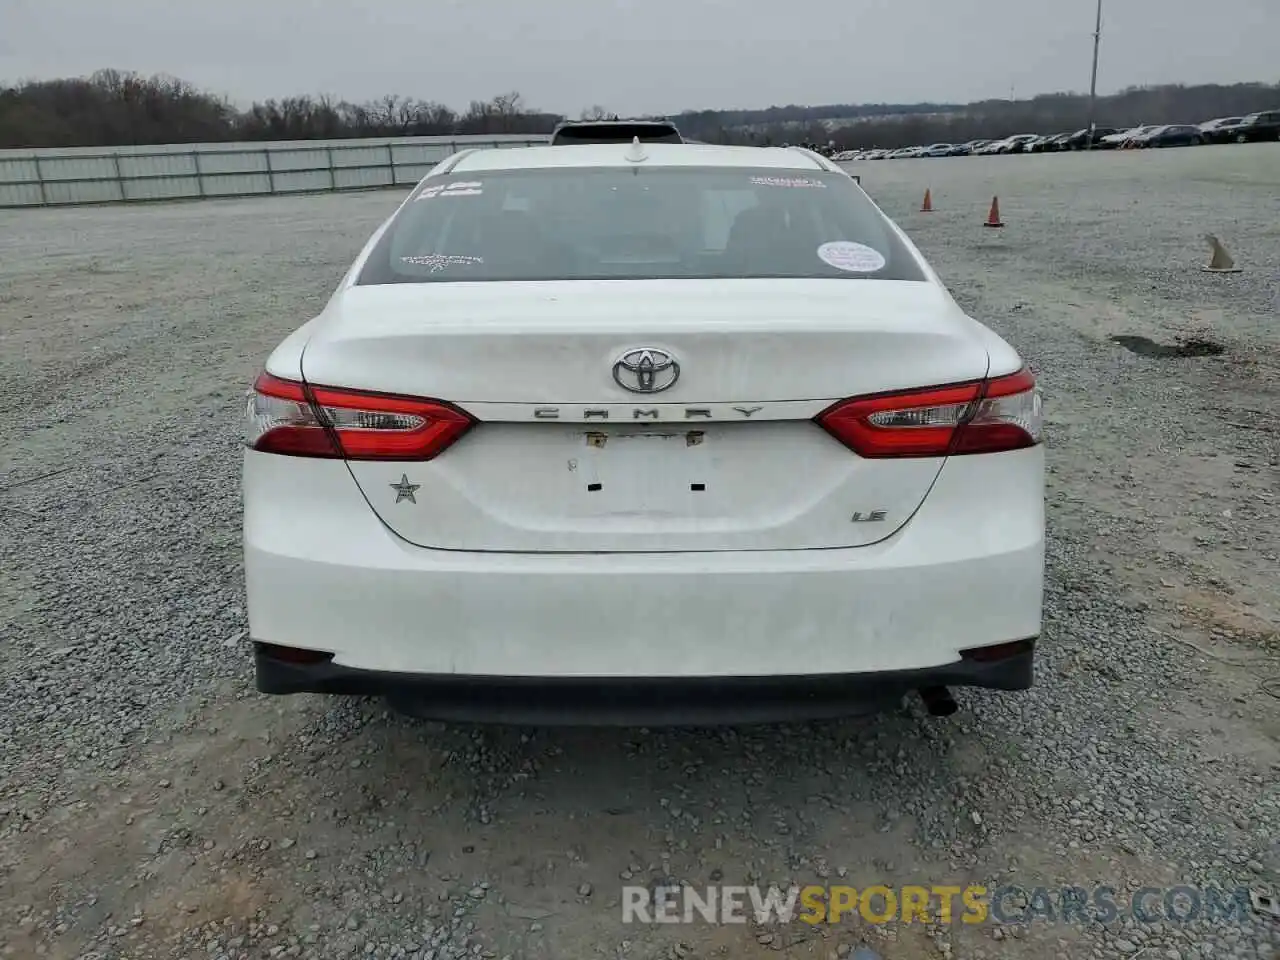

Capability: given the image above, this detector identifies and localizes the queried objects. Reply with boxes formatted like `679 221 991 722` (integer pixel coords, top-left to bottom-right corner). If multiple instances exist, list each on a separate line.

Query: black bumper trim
253 640 1036 726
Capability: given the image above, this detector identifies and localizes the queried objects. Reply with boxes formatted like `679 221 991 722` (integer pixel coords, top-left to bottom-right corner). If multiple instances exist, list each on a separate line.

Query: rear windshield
357 167 927 285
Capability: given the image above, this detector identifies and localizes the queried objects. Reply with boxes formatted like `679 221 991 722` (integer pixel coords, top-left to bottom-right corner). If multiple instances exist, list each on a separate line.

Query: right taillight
817 367 1043 458
246 372 473 461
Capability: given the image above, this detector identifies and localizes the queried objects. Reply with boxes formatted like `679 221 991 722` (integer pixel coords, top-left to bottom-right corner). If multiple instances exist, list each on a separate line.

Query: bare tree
4 72 1276 150
491 91 523 116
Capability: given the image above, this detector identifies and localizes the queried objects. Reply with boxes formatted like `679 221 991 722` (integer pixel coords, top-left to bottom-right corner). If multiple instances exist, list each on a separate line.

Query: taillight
246 372 473 461
817 367 1042 458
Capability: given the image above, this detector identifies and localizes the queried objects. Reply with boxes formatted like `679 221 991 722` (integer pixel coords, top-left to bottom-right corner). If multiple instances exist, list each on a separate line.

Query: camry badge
390 474 421 504
612 348 680 394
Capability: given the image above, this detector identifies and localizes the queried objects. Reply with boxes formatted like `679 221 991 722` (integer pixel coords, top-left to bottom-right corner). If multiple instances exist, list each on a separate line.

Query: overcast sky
2 0 1275 115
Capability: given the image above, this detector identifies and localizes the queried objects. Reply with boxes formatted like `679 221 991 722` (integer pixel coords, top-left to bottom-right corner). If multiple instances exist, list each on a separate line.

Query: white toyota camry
243 140 1045 724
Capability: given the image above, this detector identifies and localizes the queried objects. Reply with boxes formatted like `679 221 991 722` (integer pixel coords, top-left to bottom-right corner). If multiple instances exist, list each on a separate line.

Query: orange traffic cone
984 196 1004 228
921 189 933 213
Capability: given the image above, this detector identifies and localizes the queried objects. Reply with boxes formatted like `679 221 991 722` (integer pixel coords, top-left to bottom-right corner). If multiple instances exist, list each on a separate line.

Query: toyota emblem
612 348 680 394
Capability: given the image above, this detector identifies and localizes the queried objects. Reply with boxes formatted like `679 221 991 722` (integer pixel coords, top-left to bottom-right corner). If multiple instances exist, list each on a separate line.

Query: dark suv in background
550 118 684 145
1232 111 1280 143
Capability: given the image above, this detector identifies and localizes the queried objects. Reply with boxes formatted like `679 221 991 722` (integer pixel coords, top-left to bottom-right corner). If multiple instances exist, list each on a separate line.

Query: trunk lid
301 279 990 553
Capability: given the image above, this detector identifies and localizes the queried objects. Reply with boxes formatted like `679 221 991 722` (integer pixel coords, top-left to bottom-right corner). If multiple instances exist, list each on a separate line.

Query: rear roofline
448 142 829 174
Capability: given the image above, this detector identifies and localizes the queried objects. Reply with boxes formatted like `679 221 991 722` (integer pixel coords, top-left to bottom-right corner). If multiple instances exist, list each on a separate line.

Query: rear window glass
358 167 926 285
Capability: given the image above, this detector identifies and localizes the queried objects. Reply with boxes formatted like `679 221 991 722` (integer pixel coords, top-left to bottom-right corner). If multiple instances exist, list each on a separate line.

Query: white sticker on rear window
414 181 484 201
816 241 886 273
750 176 827 188
401 254 484 272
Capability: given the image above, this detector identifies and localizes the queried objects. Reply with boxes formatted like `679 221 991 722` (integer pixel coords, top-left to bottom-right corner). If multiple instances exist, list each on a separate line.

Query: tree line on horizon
1 69 1277 151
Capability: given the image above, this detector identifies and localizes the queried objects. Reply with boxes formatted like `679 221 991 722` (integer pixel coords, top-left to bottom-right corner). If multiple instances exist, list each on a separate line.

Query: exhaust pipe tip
918 686 958 717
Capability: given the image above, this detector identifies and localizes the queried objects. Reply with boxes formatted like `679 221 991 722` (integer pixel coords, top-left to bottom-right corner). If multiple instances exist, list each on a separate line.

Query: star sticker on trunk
390 474 420 504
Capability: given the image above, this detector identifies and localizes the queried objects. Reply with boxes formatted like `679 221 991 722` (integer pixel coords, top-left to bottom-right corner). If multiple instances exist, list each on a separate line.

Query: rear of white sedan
242 142 1044 724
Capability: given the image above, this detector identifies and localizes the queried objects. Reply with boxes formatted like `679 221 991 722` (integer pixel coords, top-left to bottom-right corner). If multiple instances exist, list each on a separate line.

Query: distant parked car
959 139 991 154
1231 110 1280 142
1062 127 1117 149
1028 133 1072 153
921 143 958 157
1132 124 1204 148
1198 117 1246 143
1122 126 1165 148
1100 125 1160 149
974 139 1009 155
1098 125 1144 148
995 134 1040 154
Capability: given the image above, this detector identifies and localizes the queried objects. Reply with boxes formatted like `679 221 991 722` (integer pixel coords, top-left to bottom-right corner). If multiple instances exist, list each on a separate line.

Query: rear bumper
255 640 1036 725
243 445 1044 691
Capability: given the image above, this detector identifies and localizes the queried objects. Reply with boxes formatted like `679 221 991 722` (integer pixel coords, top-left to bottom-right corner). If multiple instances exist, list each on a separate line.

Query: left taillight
817 366 1043 458
245 372 473 461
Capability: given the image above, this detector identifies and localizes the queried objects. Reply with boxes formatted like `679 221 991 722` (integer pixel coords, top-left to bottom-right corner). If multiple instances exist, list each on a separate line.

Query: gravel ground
1 143 1278 960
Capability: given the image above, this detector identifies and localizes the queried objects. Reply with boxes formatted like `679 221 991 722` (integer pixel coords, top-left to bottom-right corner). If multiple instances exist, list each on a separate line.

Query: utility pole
1086 0 1103 149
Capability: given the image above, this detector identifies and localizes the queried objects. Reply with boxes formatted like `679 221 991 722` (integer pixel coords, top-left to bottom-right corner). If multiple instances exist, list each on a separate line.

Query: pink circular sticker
817 241 886 273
